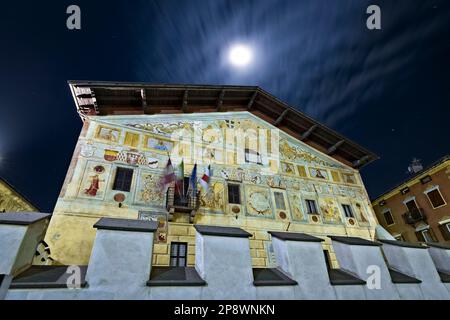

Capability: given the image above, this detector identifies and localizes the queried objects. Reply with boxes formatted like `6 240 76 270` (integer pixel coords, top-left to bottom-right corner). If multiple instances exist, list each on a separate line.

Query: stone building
44 81 380 269
372 156 450 244
2 82 449 300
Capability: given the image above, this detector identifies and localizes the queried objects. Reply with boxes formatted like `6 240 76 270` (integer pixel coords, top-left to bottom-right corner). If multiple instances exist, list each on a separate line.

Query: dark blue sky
1 1 449 212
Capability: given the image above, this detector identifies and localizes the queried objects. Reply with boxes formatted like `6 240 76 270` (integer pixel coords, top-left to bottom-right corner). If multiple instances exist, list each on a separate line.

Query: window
170 242 187 267
425 188 446 209
274 192 286 210
228 184 241 204
124 132 140 148
305 199 318 215
244 148 262 165
404 199 419 213
342 204 354 218
420 175 432 184
383 210 395 226
421 229 436 243
113 167 134 192
438 223 450 241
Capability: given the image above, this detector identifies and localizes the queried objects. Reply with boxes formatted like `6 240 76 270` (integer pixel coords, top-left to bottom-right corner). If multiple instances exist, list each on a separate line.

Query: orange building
372 156 450 244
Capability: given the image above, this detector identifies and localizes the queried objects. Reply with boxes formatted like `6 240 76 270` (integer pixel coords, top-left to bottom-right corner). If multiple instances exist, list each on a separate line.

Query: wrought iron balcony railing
166 187 200 214
402 208 426 225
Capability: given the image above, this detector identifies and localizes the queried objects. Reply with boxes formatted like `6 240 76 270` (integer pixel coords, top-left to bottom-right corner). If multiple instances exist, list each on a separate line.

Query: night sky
1 1 449 212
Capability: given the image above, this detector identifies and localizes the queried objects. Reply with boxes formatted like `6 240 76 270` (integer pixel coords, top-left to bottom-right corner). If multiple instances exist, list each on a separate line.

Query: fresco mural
49 112 377 268
96 126 120 143
78 162 111 200
136 172 164 205
245 185 274 218
319 198 342 224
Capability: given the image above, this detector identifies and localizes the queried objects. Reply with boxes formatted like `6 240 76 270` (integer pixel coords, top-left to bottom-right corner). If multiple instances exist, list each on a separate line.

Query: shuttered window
113 167 134 192
438 223 450 241
228 184 241 204
383 210 395 226
426 189 446 208
416 228 437 243
170 242 187 267
405 199 418 212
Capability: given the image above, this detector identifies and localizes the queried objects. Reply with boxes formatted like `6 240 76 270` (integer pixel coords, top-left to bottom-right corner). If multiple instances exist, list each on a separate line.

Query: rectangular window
170 242 187 267
228 184 241 204
383 210 395 226
342 204 354 218
438 223 450 241
245 148 262 165
426 189 446 208
420 175 432 184
274 192 286 210
421 229 436 243
405 199 419 213
305 199 318 215
124 132 140 148
113 167 134 192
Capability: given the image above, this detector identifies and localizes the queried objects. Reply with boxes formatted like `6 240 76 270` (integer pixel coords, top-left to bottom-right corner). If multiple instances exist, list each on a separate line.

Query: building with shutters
372 155 450 244
44 81 381 269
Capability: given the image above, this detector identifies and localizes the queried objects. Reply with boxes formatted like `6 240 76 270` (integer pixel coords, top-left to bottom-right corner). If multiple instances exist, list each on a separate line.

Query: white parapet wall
1 215 450 300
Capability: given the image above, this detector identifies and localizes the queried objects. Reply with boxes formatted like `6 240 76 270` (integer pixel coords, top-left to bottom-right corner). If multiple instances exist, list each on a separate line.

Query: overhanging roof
68 81 378 169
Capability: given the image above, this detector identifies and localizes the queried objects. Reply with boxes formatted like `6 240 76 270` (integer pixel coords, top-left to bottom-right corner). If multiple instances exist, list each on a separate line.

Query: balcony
165 187 200 223
402 208 427 225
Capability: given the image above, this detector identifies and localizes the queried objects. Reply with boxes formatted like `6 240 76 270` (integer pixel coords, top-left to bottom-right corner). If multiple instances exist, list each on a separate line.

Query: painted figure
84 174 101 196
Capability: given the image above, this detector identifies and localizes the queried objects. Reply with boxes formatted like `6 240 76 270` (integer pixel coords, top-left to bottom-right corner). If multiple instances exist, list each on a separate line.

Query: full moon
229 45 253 67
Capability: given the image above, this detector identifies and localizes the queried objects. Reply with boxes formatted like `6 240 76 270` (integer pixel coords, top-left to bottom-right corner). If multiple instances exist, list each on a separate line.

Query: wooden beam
300 124 318 141
182 90 189 113
353 155 371 168
327 140 345 155
274 109 289 126
141 88 153 114
216 90 226 111
141 89 147 107
247 91 258 110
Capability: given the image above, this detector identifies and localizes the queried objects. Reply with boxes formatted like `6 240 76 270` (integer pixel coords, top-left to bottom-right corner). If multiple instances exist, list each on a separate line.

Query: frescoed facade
45 82 379 269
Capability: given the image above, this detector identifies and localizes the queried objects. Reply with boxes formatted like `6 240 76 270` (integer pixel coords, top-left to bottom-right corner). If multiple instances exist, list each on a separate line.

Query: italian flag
160 158 176 188
199 165 211 192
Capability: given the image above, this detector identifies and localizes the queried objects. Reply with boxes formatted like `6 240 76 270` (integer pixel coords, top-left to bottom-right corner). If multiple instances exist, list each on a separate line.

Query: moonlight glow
229 45 253 67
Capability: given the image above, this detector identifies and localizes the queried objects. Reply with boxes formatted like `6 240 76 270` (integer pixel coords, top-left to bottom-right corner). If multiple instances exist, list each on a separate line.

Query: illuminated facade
372 156 450 244
0 177 38 213
45 82 379 268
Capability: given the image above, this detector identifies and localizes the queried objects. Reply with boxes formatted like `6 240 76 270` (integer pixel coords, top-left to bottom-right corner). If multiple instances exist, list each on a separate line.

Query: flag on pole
160 158 176 188
187 163 197 196
176 159 185 197
199 165 211 192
